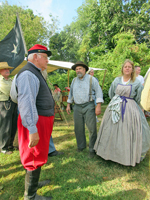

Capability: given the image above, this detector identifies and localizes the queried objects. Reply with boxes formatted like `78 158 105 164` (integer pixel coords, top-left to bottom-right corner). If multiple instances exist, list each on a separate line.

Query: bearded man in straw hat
66 61 104 158
16 44 54 200
0 62 18 155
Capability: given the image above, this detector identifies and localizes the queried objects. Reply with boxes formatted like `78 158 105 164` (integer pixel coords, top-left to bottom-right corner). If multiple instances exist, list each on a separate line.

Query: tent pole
68 70 69 87
102 69 107 90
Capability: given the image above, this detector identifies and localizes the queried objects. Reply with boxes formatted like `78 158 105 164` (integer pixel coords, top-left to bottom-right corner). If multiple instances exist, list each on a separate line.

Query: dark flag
0 15 27 72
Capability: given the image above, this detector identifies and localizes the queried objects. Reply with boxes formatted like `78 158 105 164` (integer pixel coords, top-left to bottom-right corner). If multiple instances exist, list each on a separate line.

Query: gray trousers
0 100 18 151
73 101 97 152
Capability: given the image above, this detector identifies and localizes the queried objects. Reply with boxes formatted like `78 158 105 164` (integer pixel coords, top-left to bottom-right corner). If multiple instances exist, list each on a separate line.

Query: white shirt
137 75 144 85
67 74 104 104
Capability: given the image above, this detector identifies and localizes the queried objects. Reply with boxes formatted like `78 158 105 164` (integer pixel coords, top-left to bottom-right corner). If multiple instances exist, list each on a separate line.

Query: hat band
28 49 51 56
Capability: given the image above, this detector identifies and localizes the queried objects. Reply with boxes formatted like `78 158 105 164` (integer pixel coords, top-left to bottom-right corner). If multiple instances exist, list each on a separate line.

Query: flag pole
16 13 28 55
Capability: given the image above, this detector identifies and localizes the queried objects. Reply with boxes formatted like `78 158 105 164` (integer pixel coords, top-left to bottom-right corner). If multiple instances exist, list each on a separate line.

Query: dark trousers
0 100 18 151
73 101 97 152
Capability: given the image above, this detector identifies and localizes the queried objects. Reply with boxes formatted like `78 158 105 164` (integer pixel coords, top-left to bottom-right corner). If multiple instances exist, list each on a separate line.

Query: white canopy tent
10 60 74 75
10 59 107 88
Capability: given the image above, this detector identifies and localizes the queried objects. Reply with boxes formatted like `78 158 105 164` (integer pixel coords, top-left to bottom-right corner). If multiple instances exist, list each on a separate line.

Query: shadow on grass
93 153 150 195
36 187 147 200
0 153 25 199
39 151 149 200
102 189 146 200
47 145 149 194
0 146 149 199
52 133 75 145
0 155 22 178
68 189 147 200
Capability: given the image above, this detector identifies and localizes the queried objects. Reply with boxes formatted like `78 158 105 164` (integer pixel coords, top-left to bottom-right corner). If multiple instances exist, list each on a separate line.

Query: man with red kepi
16 44 54 200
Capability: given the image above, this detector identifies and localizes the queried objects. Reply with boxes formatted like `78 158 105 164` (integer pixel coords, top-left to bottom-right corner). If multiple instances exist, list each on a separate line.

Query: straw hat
0 62 13 70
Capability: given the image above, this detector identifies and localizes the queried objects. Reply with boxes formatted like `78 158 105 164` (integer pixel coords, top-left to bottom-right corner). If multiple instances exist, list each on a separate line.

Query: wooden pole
56 102 69 127
68 70 69 87
102 69 107 90
16 13 28 55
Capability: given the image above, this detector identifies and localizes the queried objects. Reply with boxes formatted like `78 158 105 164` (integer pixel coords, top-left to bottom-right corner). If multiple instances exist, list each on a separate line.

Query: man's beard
77 73 83 78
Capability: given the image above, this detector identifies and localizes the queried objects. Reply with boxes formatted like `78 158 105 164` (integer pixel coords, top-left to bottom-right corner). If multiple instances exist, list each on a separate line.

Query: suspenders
71 75 93 102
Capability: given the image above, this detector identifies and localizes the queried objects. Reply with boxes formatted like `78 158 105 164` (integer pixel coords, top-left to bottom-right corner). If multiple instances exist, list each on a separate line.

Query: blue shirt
16 62 40 134
67 74 104 104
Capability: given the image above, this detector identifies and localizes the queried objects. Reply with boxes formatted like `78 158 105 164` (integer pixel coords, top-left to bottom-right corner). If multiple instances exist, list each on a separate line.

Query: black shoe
76 148 84 152
1 150 13 155
38 180 51 188
24 194 52 200
8 146 19 151
89 151 96 158
35 194 53 199
48 150 64 157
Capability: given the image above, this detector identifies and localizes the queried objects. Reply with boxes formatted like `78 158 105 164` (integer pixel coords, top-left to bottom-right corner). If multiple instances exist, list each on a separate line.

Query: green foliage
49 31 150 104
47 70 76 92
47 0 150 96
56 0 150 64
49 26 81 62
89 31 150 102
0 1 58 50
49 33 65 61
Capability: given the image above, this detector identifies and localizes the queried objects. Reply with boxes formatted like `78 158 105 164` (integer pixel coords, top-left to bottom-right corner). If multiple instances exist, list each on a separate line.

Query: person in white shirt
135 66 144 86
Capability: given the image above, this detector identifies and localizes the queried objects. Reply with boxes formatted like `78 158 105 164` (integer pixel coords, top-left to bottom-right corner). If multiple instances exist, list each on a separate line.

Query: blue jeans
49 135 56 153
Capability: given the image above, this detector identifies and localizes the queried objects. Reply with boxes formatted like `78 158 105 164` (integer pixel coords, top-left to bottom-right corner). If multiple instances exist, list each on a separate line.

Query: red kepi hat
28 44 52 57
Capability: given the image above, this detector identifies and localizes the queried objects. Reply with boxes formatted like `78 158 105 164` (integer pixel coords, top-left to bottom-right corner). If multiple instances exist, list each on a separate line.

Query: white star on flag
0 15 27 70
11 44 18 54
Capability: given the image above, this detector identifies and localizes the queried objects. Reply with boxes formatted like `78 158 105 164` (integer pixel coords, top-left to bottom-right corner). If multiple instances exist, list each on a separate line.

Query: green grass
0 105 150 200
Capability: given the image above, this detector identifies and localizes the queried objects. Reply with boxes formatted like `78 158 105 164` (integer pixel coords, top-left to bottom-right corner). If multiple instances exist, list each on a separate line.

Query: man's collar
0 75 11 81
28 61 41 71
